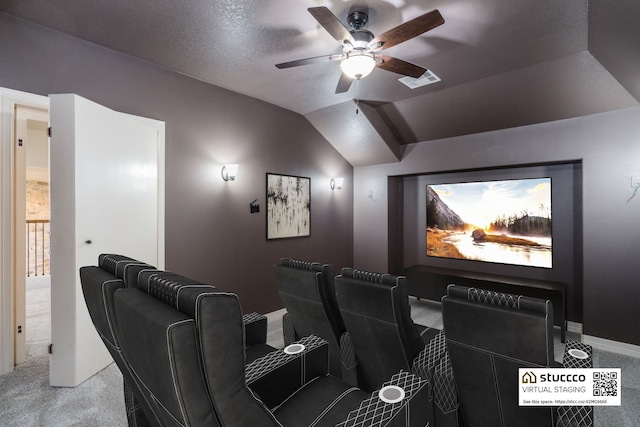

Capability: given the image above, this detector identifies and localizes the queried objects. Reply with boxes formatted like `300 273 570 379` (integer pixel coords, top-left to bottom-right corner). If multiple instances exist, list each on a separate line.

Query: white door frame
0 87 50 375
13 105 50 366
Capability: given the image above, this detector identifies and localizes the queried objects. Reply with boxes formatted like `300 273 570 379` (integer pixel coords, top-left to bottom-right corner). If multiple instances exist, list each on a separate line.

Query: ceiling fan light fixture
340 51 376 80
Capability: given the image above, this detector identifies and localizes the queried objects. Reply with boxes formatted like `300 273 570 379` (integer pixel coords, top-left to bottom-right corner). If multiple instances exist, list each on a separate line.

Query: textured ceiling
1 0 638 166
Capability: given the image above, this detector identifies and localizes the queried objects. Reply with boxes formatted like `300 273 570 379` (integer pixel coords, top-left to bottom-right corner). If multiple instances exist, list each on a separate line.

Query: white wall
26 122 49 182
353 106 640 347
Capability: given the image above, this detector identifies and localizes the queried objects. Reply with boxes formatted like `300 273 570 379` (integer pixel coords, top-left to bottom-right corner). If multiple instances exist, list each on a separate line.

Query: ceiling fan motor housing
347 10 368 29
348 29 374 50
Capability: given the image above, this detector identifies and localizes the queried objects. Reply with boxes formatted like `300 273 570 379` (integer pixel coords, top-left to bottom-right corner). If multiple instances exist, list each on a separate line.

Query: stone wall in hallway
26 180 50 276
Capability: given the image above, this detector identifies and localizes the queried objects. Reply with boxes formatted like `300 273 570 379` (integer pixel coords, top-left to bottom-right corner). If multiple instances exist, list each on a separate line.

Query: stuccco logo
522 371 537 384
539 373 586 382
522 371 586 383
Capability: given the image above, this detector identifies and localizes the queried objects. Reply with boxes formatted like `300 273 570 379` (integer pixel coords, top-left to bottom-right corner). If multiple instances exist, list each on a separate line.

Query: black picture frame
266 173 311 240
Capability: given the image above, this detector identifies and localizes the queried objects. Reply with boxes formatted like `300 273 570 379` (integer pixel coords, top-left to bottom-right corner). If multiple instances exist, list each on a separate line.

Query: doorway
14 106 50 366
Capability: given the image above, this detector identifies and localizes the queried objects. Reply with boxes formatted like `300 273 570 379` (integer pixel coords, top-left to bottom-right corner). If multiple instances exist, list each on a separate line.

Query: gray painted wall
0 13 353 314
354 107 640 346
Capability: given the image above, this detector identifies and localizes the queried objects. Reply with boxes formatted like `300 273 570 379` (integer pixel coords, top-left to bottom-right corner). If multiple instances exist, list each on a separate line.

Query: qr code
593 371 618 397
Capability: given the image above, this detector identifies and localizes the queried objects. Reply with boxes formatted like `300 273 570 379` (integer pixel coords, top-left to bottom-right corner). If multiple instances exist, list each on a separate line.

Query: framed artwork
266 173 311 239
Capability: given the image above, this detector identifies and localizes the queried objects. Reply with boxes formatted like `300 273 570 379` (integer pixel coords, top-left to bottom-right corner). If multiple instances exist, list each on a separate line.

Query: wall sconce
330 177 344 190
221 164 239 181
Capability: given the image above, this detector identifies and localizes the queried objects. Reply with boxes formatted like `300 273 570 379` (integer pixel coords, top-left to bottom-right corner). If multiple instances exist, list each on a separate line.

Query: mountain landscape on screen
426 178 552 268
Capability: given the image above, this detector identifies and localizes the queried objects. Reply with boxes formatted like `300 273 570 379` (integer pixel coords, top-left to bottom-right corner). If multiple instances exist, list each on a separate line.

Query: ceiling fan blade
376 55 427 78
276 54 342 69
335 72 353 94
369 9 444 51
308 6 356 45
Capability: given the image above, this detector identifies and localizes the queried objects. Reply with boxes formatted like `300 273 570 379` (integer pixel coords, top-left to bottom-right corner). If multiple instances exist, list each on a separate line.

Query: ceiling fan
275 6 445 94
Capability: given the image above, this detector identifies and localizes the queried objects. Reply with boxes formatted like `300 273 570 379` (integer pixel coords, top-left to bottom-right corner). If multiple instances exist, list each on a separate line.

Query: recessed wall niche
389 162 583 323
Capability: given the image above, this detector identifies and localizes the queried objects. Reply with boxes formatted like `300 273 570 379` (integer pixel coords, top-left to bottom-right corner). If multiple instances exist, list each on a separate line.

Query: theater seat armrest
562 340 593 368
556 406 594 427
340 332 359 387
336 371 430 427
556 341 594 427
246 335 329 409
282 312 297 346
243 312 268 347
412 330 463 427
433 352 464 427
412 329 447 382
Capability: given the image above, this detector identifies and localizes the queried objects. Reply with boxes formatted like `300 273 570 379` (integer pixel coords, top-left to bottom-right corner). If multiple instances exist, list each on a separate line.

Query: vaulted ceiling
1 0 638 166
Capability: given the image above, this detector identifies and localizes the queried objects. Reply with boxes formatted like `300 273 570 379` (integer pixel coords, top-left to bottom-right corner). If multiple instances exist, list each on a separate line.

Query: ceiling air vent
399 70 441 89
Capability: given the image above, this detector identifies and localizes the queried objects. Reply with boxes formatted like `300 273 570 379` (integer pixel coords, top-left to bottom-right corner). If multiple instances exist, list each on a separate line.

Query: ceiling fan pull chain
355 79 360 114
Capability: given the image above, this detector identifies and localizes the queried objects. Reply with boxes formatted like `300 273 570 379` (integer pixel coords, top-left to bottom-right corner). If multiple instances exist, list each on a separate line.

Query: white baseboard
567 321 582 334
583 334 640 359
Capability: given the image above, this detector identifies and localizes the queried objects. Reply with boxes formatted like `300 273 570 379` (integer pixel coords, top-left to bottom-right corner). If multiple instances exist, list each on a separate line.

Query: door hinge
48 127 52 137
48 344 53 354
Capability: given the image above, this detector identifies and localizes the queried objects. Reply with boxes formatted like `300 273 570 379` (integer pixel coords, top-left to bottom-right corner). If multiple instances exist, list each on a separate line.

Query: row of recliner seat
274 258 460 427
80 254 440 427
273 257 595 427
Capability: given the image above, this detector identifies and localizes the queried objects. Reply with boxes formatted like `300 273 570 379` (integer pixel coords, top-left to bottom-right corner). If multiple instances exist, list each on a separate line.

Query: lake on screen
442 232 552 268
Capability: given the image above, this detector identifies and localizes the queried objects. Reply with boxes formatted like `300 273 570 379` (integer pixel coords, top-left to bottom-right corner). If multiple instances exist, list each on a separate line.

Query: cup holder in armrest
567 348 589 359
378 385 405 404
284 343 306 355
